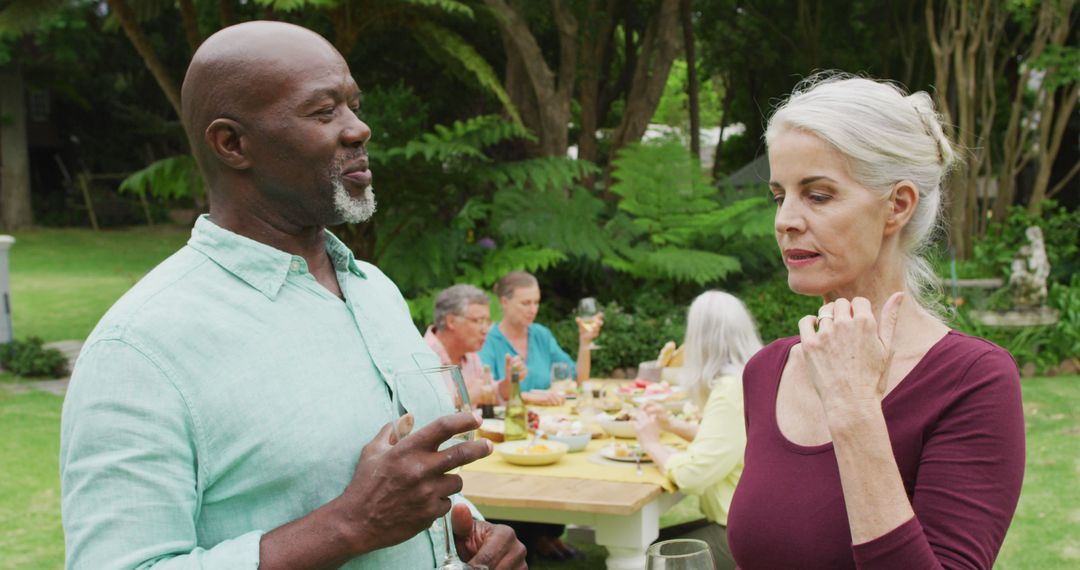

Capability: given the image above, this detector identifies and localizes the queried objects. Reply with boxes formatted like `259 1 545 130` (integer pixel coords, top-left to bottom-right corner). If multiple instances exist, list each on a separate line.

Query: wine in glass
550 362 572 386
645 538 716 570
392 364 487 570
577 297 602 350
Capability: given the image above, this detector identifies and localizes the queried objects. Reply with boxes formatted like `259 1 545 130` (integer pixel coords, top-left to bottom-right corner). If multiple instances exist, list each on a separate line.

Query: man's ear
204 118 251 170
884 180 919 237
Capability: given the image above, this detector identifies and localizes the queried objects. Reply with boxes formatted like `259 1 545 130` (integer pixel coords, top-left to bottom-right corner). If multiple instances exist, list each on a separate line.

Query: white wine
504 367 528 441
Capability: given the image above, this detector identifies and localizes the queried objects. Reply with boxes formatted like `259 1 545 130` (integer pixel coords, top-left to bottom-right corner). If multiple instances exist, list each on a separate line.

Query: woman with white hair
726 73 1024 568
633 290 763 569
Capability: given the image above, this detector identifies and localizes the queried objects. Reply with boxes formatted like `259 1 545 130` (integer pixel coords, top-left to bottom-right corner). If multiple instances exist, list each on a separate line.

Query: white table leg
593 499 662 570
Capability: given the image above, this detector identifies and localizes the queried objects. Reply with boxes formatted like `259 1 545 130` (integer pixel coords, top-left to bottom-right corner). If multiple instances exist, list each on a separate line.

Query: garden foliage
0 337 67 378
362 111 775 333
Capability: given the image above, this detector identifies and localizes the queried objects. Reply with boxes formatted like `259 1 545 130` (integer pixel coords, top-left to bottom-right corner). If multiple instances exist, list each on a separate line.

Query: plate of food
599 442 651 463
496 440 569 466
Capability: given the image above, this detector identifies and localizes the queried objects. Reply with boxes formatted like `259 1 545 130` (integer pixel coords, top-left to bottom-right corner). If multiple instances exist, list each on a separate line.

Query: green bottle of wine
504 366 528 441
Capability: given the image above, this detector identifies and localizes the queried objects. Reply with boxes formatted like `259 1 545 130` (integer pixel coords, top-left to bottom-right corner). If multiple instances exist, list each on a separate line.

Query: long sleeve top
663 374 745 526
727 331 1025 569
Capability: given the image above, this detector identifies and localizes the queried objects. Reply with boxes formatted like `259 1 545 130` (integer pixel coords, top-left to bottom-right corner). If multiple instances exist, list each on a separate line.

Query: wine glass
550 362 572 385
577 297 602 350
392 364 487 570
645 538 716 570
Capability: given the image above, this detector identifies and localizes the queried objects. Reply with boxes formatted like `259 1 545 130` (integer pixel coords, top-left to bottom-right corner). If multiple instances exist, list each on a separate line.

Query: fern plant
606 140 774 285
118 155 204 201
364 113 781 326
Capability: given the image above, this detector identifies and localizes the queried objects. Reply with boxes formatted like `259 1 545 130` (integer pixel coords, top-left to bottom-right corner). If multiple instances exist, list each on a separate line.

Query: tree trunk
576 0 617 167
680 0 700 160
218 0 236 27
609 0 681 157
484 0 577 157
0 65 34 229
1024 0 1078 211
711 80 734 181
178 0 202 55
106 0 182 117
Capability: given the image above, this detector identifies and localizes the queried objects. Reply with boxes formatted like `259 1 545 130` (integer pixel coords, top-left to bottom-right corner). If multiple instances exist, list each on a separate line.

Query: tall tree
0 64 33 229
104 0 182 116
928 0 1078 258
607 0 681 159
484 0 579 157
680 0 700 160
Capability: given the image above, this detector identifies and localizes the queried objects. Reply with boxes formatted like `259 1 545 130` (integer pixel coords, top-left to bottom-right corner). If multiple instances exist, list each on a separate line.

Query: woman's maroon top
727 331 1025 569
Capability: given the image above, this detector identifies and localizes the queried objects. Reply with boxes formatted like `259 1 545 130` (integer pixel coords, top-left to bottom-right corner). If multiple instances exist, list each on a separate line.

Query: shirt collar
187 215 366 300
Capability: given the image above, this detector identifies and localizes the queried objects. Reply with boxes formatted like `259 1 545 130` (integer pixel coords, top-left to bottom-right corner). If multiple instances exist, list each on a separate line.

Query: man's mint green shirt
60 216 466 569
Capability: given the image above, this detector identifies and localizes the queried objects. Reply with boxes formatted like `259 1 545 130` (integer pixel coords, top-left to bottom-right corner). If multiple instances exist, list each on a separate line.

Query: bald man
59 21 525 570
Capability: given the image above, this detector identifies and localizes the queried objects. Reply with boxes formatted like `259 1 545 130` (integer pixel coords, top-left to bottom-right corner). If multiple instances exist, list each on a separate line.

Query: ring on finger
817 314 834 323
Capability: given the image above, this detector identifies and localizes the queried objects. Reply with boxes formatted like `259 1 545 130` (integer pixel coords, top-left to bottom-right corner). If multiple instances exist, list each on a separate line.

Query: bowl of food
496 440 569 466
545 432 591 452
596 411 637 439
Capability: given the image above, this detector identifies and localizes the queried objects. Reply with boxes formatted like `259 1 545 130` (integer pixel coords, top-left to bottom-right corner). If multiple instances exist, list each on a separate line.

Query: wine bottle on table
479 365 496 420
504 365 528 441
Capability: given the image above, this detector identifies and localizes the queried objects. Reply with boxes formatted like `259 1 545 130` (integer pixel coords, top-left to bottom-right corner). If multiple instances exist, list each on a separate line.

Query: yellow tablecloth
464 434 684 492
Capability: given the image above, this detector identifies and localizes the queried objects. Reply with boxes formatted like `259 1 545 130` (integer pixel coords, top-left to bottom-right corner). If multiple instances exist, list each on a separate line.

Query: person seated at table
479 271 600 561
633 290 762 569
726 73 1024 568
479 271 602 406
425 284 502 406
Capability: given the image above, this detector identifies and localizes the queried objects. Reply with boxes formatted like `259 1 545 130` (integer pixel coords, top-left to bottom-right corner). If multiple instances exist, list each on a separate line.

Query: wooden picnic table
461 378 686 570
461 472 683 570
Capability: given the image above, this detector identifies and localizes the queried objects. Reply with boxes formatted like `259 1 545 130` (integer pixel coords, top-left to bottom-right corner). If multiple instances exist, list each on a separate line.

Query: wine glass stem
442 513 459 565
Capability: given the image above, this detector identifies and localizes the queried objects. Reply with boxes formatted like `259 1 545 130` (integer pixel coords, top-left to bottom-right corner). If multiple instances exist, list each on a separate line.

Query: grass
6 226 190 343
0 391 65 570
1 226 1077 568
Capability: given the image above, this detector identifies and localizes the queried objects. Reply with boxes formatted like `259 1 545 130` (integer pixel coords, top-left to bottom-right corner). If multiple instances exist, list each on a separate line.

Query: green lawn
6 226 190 343
2 227 1077 568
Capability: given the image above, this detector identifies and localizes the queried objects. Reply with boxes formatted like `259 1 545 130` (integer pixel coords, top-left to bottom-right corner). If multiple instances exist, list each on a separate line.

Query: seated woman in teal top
479 271 603 406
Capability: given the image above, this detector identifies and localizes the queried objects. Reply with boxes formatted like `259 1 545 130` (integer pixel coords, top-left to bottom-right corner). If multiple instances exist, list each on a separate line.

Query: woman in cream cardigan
633 290 762 569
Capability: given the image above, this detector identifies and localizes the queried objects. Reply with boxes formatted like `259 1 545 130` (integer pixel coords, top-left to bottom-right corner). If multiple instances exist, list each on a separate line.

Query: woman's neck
500 319 529 339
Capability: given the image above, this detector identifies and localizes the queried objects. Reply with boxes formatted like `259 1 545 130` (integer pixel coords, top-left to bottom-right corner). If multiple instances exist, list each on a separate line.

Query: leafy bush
548 299 687 377
969 200 1080 284
736 273 823 344
542 274 823 376
947 274 1080 375
0 337 68 378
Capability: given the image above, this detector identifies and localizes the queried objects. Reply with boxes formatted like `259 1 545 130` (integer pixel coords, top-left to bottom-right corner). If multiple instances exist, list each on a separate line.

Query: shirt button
290 260 301 272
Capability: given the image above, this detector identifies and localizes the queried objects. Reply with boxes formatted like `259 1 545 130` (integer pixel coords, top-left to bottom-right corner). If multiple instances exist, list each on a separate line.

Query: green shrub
737 273 823 344
543 275 823 376
548 299 687 377
948 274 1080 374
969 200 1080 284
0 337 68 378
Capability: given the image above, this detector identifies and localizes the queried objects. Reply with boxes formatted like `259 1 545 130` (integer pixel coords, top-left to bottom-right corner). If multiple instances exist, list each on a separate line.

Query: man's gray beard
332 179 376 224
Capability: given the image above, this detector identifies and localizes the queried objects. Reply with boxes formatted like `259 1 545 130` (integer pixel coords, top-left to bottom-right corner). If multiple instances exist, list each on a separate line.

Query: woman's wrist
825 398 885 438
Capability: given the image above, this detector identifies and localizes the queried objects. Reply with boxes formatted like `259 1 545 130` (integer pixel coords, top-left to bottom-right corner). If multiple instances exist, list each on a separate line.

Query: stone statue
1008 226 1050 309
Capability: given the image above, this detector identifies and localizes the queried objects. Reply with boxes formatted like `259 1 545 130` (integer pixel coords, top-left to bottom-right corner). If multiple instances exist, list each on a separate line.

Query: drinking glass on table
550 362 572 386
577 297 602 350
646 538 716 570
392 364 487 570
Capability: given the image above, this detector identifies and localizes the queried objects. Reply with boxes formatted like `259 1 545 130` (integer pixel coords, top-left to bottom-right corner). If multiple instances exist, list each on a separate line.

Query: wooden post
77 173 100 231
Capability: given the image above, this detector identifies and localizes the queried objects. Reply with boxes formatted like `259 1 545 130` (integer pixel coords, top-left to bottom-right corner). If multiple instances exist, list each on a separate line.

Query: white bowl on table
596 417 637 439
545 432 592 452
